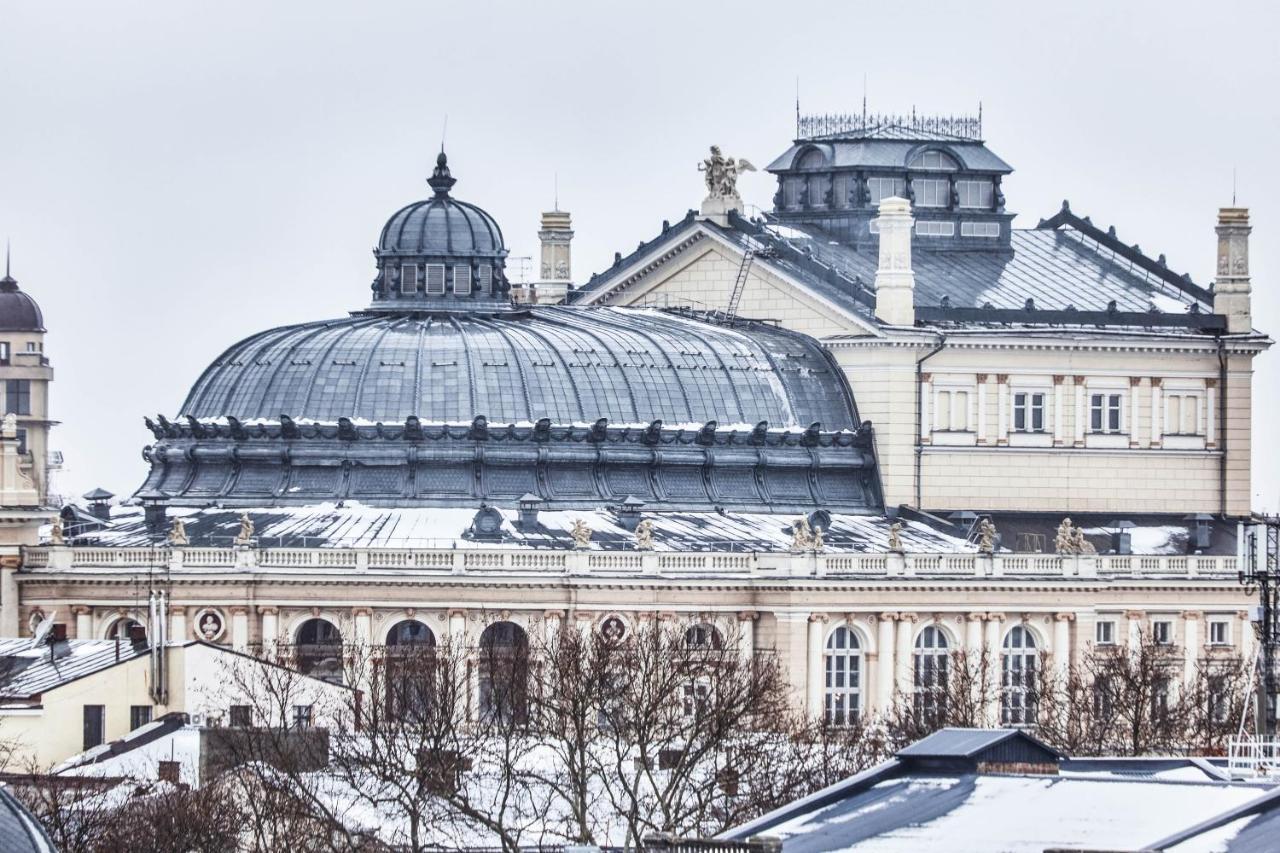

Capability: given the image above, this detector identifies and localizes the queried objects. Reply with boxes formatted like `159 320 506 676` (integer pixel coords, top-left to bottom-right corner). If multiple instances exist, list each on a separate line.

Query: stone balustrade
19 544 1238 580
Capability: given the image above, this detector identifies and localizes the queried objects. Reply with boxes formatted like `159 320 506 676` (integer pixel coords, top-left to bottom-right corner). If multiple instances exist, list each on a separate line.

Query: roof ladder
725 250 756 318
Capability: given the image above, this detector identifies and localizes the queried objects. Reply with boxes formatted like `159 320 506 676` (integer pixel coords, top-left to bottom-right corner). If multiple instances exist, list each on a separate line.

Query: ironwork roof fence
797 111 983 141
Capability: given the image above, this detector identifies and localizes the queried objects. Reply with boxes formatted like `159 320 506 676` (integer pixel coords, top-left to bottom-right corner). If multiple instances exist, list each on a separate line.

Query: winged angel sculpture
699 145 756 198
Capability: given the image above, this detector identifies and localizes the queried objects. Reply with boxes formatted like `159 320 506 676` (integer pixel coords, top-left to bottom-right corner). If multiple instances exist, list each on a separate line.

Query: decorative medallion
599 615 628 644
194 608 227 642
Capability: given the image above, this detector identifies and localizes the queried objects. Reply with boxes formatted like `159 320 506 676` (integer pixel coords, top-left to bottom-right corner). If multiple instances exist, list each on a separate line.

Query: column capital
230 606 249 616
1205 378 1219 389
658 610 678 622
996 374 1009 384
1053 375 1065 385
574 611 595 623
167 604 186 616
257 605 279 616
70 605 91 616
352 607 372 618
1054 612 1076 622
967 612 986 622
898 612 918 623
975 373 988 383
542 609 566 621
1073 374 1087 384
1181 610 1203 621
808 612 829 624
447 607 468 619
737 610 758 622
1151 377 1163 388
636 611 656 623
1237 610 1251 621
1129 376 1143 387
1124 609 1146 621
985 612 1005 622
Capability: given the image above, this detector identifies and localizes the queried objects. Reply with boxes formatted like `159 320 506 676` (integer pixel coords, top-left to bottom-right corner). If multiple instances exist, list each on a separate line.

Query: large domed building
14 139 1256 732
138 152 882 514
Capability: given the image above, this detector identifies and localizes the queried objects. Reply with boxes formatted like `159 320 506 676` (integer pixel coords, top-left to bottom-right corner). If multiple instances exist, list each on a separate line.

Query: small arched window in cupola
796 149 828 171
908 149 960 171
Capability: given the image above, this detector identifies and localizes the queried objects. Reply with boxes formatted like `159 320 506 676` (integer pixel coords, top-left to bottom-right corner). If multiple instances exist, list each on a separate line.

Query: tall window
400 264 418 295
1013 392 1046 433
479 621 529 724
83 705 105 750
867 176 906 204
5 379 31 416
955 179 994 209
1089 393 1123 433
476 264 493 294
1166 394 1202 435
913 626 949 726
824 626 862 726
0 342 9 365
295 618 343 684
684 623 723 651
385 620 437 721
913 178 950 208
1000 627 1038 726
425 264 446 295
453 265 472 296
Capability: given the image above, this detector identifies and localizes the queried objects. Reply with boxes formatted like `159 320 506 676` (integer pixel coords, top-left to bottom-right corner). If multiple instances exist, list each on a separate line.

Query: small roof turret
0 248 45 332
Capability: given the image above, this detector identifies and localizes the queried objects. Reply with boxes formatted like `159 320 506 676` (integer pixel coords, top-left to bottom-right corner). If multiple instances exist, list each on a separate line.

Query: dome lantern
370 151 511 313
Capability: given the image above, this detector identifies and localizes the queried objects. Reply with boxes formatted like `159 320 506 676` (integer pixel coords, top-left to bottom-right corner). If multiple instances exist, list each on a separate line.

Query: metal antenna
4 241 8 278
862 73 867 123
441 115 448 153
795 76 800 137
1233 167 1237 206
554 172 559 211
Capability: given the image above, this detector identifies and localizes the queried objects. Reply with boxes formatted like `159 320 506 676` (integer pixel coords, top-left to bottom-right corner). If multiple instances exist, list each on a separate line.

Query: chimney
534 209 574 304
1213 207 1252 333
873 197 916 326
128 623 148 649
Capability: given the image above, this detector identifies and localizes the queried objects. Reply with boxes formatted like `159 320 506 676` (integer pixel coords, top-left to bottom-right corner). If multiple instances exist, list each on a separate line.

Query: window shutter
476 264 492 294
425 264 446 295
400 264 418 295
453 265 472 295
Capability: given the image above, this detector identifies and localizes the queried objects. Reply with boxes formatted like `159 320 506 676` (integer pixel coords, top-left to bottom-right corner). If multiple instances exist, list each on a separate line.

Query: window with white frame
1089 393 1124 434
960 221 1000 238
913 626 949 726
1095 620 1116 645
867 176 906 204
1208 619 1231 646
425 264 446 295
400 264 418 295
824 626 862 727
913 178 950 208
1152 620 1172 645
955 180 994 209
1000 626 1038 726
908 150 959 171
453 265 472 296
1012 392 1046 433
934 389 971 432
1165 393 1203 436
915 221 955 237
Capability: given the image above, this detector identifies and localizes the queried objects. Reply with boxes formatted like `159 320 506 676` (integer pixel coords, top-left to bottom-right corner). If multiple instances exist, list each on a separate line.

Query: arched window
295 618 343 684
685 623 723 651
913 626 950 726
384 620 436 722
107 618 145 642
796 149 827 171
1001 626 1038 726
908 149 960 171
479 622 528 724
824 626 862 726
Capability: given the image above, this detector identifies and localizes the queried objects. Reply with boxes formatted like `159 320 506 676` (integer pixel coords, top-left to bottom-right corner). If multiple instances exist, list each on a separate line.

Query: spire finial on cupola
428 150 457 197
0 241 16 291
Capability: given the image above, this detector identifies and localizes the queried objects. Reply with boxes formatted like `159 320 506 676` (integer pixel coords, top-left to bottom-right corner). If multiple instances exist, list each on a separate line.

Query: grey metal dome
0 274 44 333
179 306 858 429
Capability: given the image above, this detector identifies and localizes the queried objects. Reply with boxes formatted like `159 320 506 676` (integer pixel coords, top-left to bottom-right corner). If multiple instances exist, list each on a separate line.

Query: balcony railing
19 544 1240 581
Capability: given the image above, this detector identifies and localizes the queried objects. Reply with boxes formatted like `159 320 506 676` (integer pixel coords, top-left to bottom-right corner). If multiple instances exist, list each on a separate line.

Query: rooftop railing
20 544 1239 581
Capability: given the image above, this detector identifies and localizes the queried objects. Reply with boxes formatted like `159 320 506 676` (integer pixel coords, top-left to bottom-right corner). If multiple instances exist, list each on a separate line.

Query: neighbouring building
0 631 350 770
7 132 1267 728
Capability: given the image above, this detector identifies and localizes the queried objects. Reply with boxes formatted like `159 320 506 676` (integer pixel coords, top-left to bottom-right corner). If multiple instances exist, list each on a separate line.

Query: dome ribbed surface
179 306 858 429
378 197 504 257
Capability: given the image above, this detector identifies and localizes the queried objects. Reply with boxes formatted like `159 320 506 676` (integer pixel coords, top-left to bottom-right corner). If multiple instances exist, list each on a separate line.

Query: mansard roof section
766 138 1012 174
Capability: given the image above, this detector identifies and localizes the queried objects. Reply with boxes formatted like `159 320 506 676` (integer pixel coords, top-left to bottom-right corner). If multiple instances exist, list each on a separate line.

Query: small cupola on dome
370 151 511 312
0 250 44 332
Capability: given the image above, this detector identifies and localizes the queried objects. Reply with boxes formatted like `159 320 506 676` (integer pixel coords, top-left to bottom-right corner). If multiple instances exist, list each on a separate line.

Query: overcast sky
0 0 1276 510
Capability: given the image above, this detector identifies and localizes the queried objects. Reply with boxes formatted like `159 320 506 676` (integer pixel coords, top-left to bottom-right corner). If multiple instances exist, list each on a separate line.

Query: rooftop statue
634 518 654 551
48 516 64 546
888 521 904 553
168 517 189 547
1055 518 1075 555
700 145 756 199
233 513 254 546
977 518 996 554
790 516 813 552
571 518 592 549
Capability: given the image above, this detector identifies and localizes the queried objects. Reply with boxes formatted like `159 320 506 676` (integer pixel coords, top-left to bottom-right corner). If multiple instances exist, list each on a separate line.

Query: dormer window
956 179 994 209
454 265 472 296
867 176 906 205
399 264 418 295
425 264 446 295
796 149 827 171
909 150 959 171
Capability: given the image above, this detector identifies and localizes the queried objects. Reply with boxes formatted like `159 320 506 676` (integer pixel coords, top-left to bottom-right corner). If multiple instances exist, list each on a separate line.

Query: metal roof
0 638 150 699
0 276 44 333
0 785 55 853
896 727 1061 759
178 306 860 428
767 139 1012 173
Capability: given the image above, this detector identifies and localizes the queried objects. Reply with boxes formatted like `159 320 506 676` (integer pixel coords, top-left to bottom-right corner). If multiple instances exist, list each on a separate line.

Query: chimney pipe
873 197 916 326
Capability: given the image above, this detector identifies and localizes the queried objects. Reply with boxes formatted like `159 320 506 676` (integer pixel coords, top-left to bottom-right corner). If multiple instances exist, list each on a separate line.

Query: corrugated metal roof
0 639 150 698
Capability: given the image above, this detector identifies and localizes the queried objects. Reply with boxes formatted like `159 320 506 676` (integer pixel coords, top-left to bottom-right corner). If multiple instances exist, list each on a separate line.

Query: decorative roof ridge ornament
427 149 457 197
